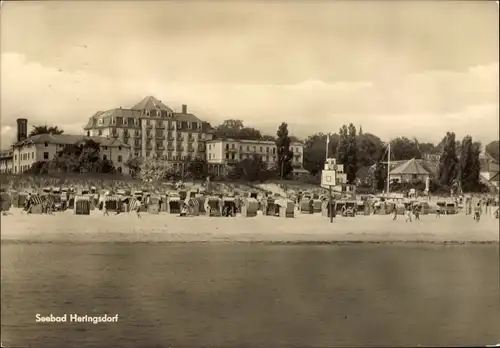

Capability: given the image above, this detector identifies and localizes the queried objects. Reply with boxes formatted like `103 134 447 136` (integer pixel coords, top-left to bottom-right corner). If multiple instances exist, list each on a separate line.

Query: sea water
1 242 499 347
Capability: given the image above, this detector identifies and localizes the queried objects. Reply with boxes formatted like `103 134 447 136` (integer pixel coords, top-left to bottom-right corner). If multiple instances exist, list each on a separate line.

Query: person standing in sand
405 206 412 223
103 196 109 216
392 205 397 220
435 206 441 218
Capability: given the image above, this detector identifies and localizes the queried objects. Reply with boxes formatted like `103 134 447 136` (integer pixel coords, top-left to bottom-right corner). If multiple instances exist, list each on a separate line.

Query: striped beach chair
105 195 121 212
185 197 200 215
74 195 91 215
128 196 141 212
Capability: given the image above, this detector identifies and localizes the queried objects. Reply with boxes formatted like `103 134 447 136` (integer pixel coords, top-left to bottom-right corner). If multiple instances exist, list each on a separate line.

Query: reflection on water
1 243 499 347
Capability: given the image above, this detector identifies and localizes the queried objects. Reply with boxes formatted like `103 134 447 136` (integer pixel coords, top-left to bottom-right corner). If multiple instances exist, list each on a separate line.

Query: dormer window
98 118 103 125
197 122 202 129
187 122 192 129
111 117 116 125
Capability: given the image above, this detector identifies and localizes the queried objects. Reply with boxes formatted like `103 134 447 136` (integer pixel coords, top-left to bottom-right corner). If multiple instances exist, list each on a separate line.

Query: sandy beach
1 208 498 244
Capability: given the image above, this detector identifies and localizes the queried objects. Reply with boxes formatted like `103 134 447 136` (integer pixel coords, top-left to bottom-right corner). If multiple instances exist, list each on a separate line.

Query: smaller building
206 138 304 176
389 158 430 184
0 150 14 174
11 133 131 174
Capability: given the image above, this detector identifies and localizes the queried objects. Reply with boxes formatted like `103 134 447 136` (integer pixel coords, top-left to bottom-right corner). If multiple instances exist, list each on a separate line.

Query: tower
16 118 28 142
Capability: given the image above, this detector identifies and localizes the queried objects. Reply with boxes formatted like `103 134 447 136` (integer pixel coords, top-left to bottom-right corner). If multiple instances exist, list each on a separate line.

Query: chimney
16 118 28 142
182 104 187 114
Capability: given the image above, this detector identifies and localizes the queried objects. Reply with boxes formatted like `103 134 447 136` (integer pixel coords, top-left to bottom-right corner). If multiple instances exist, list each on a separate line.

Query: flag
325 134 330 160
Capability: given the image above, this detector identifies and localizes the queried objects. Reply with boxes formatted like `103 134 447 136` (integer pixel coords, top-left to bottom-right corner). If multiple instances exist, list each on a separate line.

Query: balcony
146 144 153 150
157 145 165 151
155 134 165 139
156 123 165 129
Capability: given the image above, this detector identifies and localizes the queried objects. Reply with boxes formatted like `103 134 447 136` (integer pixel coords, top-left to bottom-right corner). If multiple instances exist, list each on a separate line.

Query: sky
1 1 499 148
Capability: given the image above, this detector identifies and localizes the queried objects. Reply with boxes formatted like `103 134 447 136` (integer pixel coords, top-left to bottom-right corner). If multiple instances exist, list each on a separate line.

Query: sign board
321 170 336 189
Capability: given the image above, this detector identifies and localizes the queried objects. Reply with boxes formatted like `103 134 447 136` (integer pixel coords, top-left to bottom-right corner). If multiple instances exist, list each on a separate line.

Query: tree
336 124 357 183
125 156 142 179
346 123 358 183
438 132 459 186
275 122 293 179
459 136 482 192
356 133 383 168
228 156 268 181
485 140 499 162
214 119 262 140
139 155 174 182
390 137 422 161
29 125 64 136
303 132 340 175
78 140 101 173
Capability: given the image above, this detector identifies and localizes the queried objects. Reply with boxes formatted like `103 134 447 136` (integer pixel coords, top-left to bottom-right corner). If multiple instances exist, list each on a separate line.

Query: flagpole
325 134 330 162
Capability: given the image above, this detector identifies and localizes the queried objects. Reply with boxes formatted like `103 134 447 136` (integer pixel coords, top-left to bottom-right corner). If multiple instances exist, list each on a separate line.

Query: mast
386 141 391 196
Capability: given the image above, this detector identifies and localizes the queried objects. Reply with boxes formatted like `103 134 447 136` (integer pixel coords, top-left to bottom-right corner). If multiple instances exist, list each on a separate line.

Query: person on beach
392 205 397 220
474 203 481 222
103 197 109 216
405 206 412 223
23 193 32 214
134 200 142 219
435 206 440 218
413 205 420 220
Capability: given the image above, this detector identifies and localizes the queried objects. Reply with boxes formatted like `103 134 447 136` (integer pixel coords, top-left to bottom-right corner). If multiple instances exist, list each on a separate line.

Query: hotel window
266 147 269 153
98 130 103 136
187 122 192 129
260 146 262 152
118 155 122 163
44 142 48 147
231 144 235 149
14 154 17 160
197 122 202 129
118 146 122 151
208 144 211 150
226 144 229 150
103 155 107 160
146 151 150 157
111 117 116 125
43 152 49 160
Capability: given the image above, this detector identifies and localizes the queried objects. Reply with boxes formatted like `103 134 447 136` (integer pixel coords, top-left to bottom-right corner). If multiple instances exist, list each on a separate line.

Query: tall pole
386 141 391 196
325 134 330 163
329 184 333 223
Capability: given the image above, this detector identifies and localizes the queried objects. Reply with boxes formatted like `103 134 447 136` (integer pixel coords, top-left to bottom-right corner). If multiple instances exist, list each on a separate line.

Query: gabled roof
489 171 499 182
389 158 429 175
14 134 130 148
131 96 173 112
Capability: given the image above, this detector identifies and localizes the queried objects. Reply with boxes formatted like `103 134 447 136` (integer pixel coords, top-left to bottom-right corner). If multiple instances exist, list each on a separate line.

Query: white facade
10 134 131 174
0 150 14 173
206 138 304 176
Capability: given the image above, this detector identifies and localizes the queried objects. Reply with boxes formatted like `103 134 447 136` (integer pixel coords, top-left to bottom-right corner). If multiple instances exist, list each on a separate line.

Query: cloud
1 52 498 149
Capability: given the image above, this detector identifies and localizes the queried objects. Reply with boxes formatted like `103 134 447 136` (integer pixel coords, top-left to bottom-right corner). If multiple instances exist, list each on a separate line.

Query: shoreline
1 208 499 244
